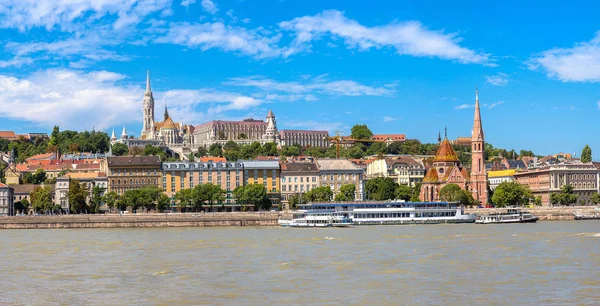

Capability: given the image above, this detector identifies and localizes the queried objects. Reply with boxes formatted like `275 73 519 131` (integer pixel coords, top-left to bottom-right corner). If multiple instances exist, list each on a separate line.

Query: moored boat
281 211 353 228
573 207 600 220
475 208 539 224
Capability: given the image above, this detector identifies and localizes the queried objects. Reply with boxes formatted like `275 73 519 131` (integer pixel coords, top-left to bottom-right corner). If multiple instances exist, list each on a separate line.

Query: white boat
573 207 600 220
475 208 539 224
282 211 353 228
350 204 476 225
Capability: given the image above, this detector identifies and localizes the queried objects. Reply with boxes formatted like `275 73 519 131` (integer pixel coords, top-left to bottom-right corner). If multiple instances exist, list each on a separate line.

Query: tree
591 193 600 205
200 183 226 212
68 180 89 214
157 193 170 212
234 184 271 210
519 150 535 158
453 189 475 207
112 143 129 156
581 145 592 163
492 181 533 207
305 186 333 202
365 177 397 200
209 144 223 157
175 188 194 212
238 133 248 139
122 189 141 212
439 184 463 202
31 185 54 214
288 194 299 210
14 198 30 214
128 146 143 156
89 186 105 214
335 184 356 201
138 186 162 212
196 146 208 157
22 168 47 184
262 142 278 156
280 146 301 157
351 124 373 140
102 191 119 213
550 184 578 206
395 184 412 201
410 183 421 202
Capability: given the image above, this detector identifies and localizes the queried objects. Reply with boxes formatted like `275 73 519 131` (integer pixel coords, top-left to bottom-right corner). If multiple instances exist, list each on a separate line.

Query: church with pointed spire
420 89 488 206
139 71 195 147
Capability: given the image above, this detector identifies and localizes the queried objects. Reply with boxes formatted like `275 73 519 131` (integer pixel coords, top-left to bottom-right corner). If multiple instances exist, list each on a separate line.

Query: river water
1 221 599 305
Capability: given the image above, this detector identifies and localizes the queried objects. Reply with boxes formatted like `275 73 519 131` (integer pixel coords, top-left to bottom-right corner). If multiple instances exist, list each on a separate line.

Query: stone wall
466 206 597 221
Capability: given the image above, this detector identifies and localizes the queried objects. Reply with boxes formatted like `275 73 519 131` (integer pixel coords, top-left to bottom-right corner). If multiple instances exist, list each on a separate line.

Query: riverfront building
161 160 244 207
487 170 516 190
317 159 365 201
514 163 598 206
0 183 14 216
280 161 320 209
104 156 162 195
242 160 281 208
55 172 108 213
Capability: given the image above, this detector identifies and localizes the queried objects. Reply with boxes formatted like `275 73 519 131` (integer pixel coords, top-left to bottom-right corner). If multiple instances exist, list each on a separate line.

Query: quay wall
465 206 596 221
0 213 281 229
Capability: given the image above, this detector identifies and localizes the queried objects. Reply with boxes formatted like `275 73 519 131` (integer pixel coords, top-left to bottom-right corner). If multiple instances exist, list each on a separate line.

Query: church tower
141 71 155 139
470 89 488 206
262 110 280 144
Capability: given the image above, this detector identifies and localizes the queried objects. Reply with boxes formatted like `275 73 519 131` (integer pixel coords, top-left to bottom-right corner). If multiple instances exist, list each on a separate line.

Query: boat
573 207 600 220
298 201 476 225
475 208 539 224
281 211 353 228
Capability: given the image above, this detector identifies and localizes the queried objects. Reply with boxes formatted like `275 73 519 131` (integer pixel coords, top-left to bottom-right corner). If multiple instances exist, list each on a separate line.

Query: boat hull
475 217 539 224
354 218 475 225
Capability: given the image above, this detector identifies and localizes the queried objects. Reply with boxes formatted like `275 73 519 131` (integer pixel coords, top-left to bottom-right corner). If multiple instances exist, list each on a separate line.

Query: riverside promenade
0 212 288 229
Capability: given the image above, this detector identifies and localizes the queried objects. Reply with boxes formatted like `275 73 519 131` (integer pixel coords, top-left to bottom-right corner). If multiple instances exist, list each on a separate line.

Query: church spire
438 131 441 143
472 88 484 141
146 70 151 93
164 103 169 120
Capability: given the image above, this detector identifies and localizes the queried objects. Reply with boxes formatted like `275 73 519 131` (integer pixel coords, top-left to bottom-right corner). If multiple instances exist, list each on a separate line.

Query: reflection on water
1 222 599 305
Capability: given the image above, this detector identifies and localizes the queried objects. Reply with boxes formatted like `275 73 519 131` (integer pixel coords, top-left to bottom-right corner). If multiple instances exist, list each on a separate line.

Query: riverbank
465 206 596 221
0 212 283 229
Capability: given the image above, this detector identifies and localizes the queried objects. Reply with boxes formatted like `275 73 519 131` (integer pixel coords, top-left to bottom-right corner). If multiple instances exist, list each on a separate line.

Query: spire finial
476 85 479 101
146 70 151 92
164 103 169 120
438 131 441 143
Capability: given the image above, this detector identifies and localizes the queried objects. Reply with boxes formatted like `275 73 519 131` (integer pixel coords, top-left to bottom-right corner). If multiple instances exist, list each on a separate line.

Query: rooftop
107 156 161 167
317 159 362 171
241 160 280 169
280 162 319 172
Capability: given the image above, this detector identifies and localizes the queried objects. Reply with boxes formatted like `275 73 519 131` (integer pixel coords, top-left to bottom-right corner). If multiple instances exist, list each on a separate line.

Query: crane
325 131 386 159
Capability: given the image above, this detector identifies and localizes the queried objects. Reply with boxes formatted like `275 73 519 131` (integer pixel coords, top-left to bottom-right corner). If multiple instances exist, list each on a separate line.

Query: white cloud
283 120 345 133
0 69 265 130
382 116 399 122
486 100 505 109
155 22 282 59
201 0 218 14
0 57 33 68
279 10 491 64
181 0 196 8
0 0 172 31
485 73 509 86
455 104 474 110
224 76 394 96
530 31 600 82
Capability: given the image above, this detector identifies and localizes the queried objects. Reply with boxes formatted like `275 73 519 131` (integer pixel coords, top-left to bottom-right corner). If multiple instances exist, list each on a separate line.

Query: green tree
68 180 89 213
439 184 463 202
334 184 356 201
410 183 421 202
201 183 226 212
22 168 47 184
142 144 167 160
102 191 119 213
111 143 129 156
365 177 397 200
550 184 578 206
288 194 299 210
262 142 278 156
519 150 535 157
89 186 105 214
175 188 194 212
581 145 592 163
350 124 373 140
305 186 333 202
30 185 54 213
591 193 600 204
209 144 223 157
453 189 475 207
157 193 170 212
234 184 271 210
492 181 534 207
122 189 141 212
196 146 208 157
238 133 248 139
395 184 412 201
366 142 387 156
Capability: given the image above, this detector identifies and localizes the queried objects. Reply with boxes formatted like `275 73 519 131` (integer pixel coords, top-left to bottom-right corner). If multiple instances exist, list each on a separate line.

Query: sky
0 0 599 157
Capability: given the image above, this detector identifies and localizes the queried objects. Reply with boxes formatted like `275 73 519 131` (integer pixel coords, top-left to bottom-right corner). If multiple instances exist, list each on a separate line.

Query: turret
121 126 128 139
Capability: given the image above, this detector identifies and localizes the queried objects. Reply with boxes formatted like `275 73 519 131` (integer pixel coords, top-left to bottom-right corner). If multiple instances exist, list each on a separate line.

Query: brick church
420 90 488 206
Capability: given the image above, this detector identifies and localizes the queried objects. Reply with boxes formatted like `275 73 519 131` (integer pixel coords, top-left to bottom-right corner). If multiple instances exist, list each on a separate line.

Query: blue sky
0 0 599 157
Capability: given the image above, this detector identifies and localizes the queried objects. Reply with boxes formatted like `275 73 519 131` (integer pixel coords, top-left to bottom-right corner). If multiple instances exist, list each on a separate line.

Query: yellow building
487 169 516 190
242 161 281 207
161 161 244 209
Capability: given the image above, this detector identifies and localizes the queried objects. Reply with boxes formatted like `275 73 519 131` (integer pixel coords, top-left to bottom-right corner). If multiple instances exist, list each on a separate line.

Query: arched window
118 179 121 185
129 179 133 185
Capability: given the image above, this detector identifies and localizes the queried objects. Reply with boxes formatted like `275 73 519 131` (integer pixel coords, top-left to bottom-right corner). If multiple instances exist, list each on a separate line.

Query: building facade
280 161 320 209
55 172 108 213
317 159 364 201
514 163 598 206
279 130 329 147
161 161 244 209
242 161 281 207
104 156 162 195
487 170 516 190
392 156 425 187
0 182 14 216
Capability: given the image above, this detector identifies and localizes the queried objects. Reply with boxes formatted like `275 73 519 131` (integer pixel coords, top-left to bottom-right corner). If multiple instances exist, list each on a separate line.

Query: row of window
281 176 317 183
282 185 318 192
111 168 158 175
322 174 358 181
111 178 158 185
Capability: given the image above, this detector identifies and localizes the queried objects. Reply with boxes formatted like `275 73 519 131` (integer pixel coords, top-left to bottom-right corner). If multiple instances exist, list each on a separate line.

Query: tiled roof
506 160 526 169
197 157 227 163
280 162 319 172
317 159 362 171
11 184 38 194
372 134 406 141
241 160 280 169
59 172 107 180
393 156 422 167
0 182 9 188
0 131 17 140
107 156 161 166
423 168 439 182
26 153 56 161
433 139 459 162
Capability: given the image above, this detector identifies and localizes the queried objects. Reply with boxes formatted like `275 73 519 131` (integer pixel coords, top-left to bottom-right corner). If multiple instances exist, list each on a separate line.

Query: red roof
0 182 9 188
0 131 17 140
26 153 56 161
372 134 406 141
198 157 226 162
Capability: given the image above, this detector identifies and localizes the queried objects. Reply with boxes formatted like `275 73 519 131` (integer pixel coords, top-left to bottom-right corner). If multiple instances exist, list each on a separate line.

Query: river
1 221 599 305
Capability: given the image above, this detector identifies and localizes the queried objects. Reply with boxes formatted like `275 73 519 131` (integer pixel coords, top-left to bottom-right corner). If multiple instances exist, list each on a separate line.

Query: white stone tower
262 110 280 143
141 70 155 139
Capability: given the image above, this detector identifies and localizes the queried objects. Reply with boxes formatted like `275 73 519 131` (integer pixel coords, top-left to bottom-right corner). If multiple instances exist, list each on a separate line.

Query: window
282 177 286 183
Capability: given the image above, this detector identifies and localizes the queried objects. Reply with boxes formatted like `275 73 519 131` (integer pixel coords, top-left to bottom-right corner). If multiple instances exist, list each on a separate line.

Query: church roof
422 168 439 182
433 139 459 162
162 117 177 129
